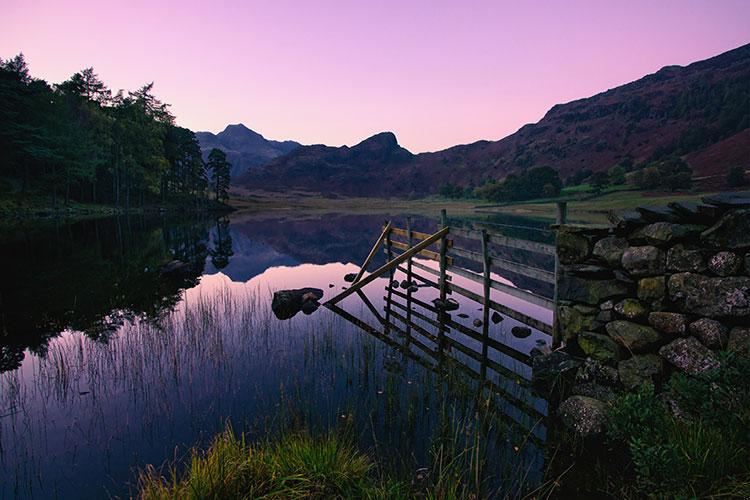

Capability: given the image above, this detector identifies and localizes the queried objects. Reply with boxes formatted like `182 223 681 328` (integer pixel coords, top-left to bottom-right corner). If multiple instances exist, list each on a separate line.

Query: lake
0 211 556 499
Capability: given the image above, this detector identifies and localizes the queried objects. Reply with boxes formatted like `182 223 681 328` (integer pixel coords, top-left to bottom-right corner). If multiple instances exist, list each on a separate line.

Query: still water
0 211 554 499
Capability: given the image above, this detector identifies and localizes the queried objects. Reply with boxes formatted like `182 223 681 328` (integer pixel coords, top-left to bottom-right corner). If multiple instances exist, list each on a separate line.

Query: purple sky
2 0 748 152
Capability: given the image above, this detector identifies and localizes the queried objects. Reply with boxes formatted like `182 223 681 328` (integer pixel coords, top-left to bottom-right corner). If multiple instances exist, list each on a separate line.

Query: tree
608 165 626 185
727 166 748 188
591 171 609 193
657 157 692 191
207 148 230 202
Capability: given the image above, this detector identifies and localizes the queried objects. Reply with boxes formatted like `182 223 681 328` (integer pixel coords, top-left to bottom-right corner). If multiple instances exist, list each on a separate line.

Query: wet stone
511 326 532 338
618 354 664 390
659 336 720 374
491 311 503 324
592 237 629 267
473 318 483 328
614 298 649 322
667 244 706 273
708 251 742 277
558 396 609 438
271 288 324 320
344 273 357 282
621 246 665 277
457 313 469 319
688 318 728 350
648 312 688 335
606 320 662 352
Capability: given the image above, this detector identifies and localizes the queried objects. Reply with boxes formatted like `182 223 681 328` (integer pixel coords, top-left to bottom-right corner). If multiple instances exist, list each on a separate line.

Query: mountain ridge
239 43 750 196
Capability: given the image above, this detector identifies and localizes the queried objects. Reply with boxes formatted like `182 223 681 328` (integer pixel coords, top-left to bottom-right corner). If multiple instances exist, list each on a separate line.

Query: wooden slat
446 281 553 335
446 265 554 309
353 222 391 283
389 242 455 266
487 233 555 256
396 265 445 290
410 260 442 279
388 287 440 313
489 254 556 284
449 246 484 264
327 227 450 305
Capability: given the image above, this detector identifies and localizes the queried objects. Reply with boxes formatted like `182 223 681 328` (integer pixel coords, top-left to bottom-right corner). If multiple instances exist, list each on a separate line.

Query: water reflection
0 212 552 499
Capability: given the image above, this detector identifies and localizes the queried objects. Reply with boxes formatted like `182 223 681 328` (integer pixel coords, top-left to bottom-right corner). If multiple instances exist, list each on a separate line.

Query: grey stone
622 246 665 277
701 209 750 249
567 264 613 278
618 354 664 390
600 300 614 311
708 251 742 276
688 318 728 350
667 244 706 272
746 252 750 276
606 320 662 352
558 396 609 437
648 312 688 335
613 270 635 284
629 222 692 246
637 276 666 305
592 236 628 267
596 310 614 322
576 358 621 387
558 276 630 305
659 337 720 374
531 351 582 392
556 229 590 264
636 205 679 223
614 298 649 322
702 191 750 209
668 272 750 318
557 305 596 343
728 327 750 357
572 383 617 403
578 331 624 365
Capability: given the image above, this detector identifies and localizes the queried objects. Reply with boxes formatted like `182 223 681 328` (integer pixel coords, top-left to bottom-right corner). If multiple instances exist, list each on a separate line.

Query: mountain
241 43 750 196
196 124 300 179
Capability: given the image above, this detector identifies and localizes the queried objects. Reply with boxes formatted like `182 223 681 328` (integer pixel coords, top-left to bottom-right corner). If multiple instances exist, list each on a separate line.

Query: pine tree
207 148 230 202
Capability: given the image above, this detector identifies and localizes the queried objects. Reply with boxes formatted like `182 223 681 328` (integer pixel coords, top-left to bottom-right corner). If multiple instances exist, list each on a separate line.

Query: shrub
727 165 748 188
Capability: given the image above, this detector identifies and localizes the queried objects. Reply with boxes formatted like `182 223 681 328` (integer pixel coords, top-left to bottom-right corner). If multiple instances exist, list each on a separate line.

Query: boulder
618 354 664 390
701 209 750 249
667 244 706 272
727 327 750 357
614 298 649 322
668 273 750 318
558 396 609 437
301 300 319 315
629 222 692 246
575 358 621 387
600 300 614 311
708 251 742 276
432 298 459 311
592 237 628 267
566 264 613 278
344 273 357 283
572 383 617 403
637 276 666 305
558 276 630 305
621 246 665 277
271 288 324 320
659 337 720 374
556 229 590 265
557 305 597 343
606 320 662 352
688 318 728 350
648 312 688 335
578 331 624 365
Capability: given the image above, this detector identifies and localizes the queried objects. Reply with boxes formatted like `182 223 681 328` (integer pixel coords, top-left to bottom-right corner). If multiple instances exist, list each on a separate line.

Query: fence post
406 216 413 334
480 228 491 383
384 220 393 335
438 209 449 359
552 202 567 349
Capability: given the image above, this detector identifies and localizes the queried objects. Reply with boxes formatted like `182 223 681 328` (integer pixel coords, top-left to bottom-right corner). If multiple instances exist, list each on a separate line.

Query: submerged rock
473 318 483 328
344 273 357 283
432 298 459 311
271 288 324 320
558 395 609 437
491 311 503 323
511 326 532 338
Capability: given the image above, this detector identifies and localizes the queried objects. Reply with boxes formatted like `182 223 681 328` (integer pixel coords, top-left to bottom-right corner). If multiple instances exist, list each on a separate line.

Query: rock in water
271 288 324 320
473 319 483 327
511 326 532 338
558 396 609 437
432 298 459 311
301 300 319 315
491 311 503 324
344 273 357 283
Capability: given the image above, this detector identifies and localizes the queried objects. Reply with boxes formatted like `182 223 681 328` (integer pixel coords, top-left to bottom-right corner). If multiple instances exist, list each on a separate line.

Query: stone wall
554 193 749 398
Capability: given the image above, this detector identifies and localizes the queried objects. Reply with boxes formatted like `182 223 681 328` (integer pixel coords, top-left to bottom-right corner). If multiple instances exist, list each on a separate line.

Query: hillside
196 124 300 179
241 43 750 196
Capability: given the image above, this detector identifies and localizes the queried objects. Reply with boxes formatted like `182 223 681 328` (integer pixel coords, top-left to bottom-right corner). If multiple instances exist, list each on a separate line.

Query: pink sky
2 0 748 153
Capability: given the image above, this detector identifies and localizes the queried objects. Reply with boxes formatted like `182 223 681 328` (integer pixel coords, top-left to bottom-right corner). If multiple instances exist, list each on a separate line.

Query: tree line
0 53 231 208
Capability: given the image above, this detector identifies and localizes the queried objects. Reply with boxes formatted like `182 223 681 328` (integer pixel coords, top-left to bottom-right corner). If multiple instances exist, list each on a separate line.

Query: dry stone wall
555 193 750 393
